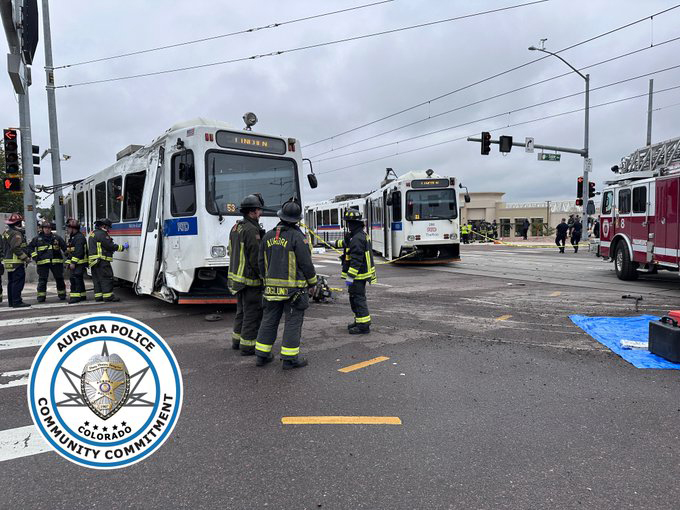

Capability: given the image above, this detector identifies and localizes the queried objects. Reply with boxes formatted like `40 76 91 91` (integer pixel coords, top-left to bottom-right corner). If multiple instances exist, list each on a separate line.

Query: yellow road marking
281 416 402 425
496 314 512 321
338 356 390 373
550 291 562 297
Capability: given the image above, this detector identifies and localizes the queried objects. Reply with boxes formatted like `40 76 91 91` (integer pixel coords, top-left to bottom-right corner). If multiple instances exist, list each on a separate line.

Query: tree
0 146 25 213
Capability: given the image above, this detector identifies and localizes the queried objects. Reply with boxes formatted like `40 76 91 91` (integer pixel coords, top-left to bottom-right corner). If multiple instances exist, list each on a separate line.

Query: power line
55 0 549 89
311 63 680 163
55 0 395 69
307 34 680 159
316 83 680 175
305 3 680 148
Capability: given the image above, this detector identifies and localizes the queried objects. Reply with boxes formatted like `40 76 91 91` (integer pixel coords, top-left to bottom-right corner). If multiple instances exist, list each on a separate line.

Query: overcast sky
1 0 679 206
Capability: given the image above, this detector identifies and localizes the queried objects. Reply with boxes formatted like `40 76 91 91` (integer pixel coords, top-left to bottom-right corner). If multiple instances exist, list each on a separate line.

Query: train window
322 210 330 226
392 191 402 222
632 186 646 214
95 182 106 220
405 189 457 221
76 192 84 224
123 171 147 221
601 191 613 215
171 150 196 216
618 188 631 214
107 177 122 223
316 211 322 227
331 209 339 225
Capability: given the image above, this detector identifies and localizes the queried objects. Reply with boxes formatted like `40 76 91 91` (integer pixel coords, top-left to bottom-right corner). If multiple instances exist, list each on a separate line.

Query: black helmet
240 194 265 213
95 218 112 228
66 218 80 230
39 220 51 229
277 199 302 223
344 208 363 222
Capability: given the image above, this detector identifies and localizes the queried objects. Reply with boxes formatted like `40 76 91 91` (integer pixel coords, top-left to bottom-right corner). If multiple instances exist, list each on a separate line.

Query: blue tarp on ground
570 314 680 370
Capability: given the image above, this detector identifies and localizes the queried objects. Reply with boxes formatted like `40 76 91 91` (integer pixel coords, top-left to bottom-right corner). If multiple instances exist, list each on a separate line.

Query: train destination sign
215 131 287 155
411 178 450 189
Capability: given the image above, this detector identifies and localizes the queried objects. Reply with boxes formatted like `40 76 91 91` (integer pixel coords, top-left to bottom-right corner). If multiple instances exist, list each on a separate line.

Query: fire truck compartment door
655 177 680 263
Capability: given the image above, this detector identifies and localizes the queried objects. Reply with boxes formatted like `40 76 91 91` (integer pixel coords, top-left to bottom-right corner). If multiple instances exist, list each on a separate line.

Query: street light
529 44 590 230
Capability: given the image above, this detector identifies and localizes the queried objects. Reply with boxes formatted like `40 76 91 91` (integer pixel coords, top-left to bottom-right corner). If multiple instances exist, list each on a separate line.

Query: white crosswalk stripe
0 425 51 463
0 335 44 351
0 311 110 328
0 300 105 314
0 369 29 389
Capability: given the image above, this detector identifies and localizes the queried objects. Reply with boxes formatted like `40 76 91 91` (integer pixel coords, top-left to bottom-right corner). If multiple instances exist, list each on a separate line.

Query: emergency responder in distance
228 194 265 355
88 218 128 302
66 218 88 303
29 220 67 302
254 198 317 370
335 208 376 334
2 213 31 308
555 218 569 253
571 215 583 253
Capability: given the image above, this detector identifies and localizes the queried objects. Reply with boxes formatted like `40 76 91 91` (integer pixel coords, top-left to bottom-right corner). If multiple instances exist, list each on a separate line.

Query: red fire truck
596 137 680 280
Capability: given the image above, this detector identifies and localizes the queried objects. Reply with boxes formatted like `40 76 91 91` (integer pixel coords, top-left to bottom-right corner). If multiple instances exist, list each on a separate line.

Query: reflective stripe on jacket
67 231 88 265
29 233 67 265
258 222 317 301
88 228 122 266
227 217 264 292
2 227 29 272
336 228 376 282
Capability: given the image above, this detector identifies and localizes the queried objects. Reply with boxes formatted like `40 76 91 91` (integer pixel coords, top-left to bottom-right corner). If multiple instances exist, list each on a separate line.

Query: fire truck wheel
614 242 638 281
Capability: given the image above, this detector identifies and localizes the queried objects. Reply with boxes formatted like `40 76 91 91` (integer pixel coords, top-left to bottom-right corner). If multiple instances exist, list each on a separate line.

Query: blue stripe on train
164 217 198 237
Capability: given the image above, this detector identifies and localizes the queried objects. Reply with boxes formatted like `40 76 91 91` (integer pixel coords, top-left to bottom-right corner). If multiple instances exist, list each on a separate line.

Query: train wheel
614 243 638 281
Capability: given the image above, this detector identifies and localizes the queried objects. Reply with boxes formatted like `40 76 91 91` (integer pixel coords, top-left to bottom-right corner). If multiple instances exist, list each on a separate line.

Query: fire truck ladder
617 137 680 174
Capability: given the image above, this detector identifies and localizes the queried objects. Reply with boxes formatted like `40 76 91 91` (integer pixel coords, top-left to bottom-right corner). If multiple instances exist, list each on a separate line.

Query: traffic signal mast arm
467 136 587 156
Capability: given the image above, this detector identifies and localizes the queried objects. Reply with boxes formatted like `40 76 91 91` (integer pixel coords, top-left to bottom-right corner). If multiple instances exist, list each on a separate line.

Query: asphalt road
1 244 679 509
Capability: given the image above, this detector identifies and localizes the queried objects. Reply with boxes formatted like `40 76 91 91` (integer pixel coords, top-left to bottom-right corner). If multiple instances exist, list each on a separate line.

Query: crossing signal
499 135 513 153
575 198 583 206
588 181 596 198
32 145 40 176
481 131 491 155
3 177 22 192
3 129 19 175
576 176 584 199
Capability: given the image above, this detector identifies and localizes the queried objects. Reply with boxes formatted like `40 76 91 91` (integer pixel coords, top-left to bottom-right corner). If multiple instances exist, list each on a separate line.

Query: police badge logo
27 314 183 469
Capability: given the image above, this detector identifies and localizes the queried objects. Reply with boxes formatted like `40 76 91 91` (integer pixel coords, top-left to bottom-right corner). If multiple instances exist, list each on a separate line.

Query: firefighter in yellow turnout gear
88 218 128 302
254 199 317 370
29 220 68 302
2 213 31 308
65 218 88 303
228 194 265 355
335 208 376 334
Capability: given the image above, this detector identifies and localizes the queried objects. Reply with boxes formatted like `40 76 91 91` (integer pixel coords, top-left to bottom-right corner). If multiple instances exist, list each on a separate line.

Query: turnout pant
69 264 87 300
571 232 582 252
91 261 115 301
7 265 26 307
348 279 371 328
255 292 308 359
232 286 263 351
37 264 66 301
556 235 566 253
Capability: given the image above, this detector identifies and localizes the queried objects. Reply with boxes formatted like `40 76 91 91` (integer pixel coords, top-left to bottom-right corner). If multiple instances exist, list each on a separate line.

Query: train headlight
451 232 458 240
407 235 415 242
211 245 226 258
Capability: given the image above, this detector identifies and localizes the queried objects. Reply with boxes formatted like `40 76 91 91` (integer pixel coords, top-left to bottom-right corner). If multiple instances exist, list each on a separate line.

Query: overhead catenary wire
304 3 680 148
54 0 395 69
316 83 680 176
55 0 549 89
310 63 680 164
306 34 680 159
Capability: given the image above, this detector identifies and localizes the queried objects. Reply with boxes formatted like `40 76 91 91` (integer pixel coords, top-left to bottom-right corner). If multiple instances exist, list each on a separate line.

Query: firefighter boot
240 347 255 356
104 296 121 302
574 246 579 253
282 357 308 370
559 247 565 253
255 354 274 367
348 324 370 335
347 321 356 330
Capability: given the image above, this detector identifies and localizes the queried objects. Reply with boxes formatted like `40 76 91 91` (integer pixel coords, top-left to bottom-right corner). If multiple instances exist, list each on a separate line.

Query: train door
655 177 680 265
135 147 164 294
383 190 390 259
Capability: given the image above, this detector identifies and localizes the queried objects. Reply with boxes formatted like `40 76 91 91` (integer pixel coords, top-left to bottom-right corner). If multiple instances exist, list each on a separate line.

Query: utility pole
41 0 63 232
646 79 654 146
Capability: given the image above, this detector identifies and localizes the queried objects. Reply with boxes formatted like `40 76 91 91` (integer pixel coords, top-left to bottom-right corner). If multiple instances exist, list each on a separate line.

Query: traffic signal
577 176 584 199
588 181 596 198
499 135 513 153
3 129 19 175
3 177 22 192
32 145 40 176
481 131 491 155
575 198 583 206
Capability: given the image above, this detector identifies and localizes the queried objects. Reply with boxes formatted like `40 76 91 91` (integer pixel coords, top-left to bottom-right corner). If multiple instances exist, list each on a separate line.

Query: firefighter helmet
240 194 265 212
39 220 51 229
66 218 80 230
344 208 363 222
5 212 23 225
95 218 113 228
277 199 302 223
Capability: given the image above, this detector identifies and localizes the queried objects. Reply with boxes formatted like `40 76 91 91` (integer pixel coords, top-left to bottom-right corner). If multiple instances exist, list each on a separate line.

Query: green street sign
538 153 561 162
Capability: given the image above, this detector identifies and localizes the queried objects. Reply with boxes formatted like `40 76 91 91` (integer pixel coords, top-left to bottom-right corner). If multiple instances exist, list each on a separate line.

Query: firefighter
460 223 470 244
29 220 67 302
254 199 317 369
335 208 376 335
228 194 265 355
88 218 128 302
555 218 568 253
65 218 88 303
2 213 30 308
571 215 583 253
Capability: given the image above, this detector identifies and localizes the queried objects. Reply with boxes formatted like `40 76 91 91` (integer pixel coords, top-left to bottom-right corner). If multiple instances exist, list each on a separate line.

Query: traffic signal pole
18 87 37 240
41 0 64 233
582 73 590 229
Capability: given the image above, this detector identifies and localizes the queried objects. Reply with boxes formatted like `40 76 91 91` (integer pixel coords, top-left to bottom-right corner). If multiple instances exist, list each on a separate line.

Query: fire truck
596 137 680 280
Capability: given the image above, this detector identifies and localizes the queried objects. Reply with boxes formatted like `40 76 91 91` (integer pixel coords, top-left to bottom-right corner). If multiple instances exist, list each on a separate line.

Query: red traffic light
577 176 584 199
481 131 492 155
3 129 16 141
575 198 583 206
3 177 21 192
588 181 596 198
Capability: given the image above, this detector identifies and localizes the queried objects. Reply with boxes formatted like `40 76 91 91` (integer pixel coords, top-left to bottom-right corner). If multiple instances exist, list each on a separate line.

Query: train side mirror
464 194 471 203
307 173 318 189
